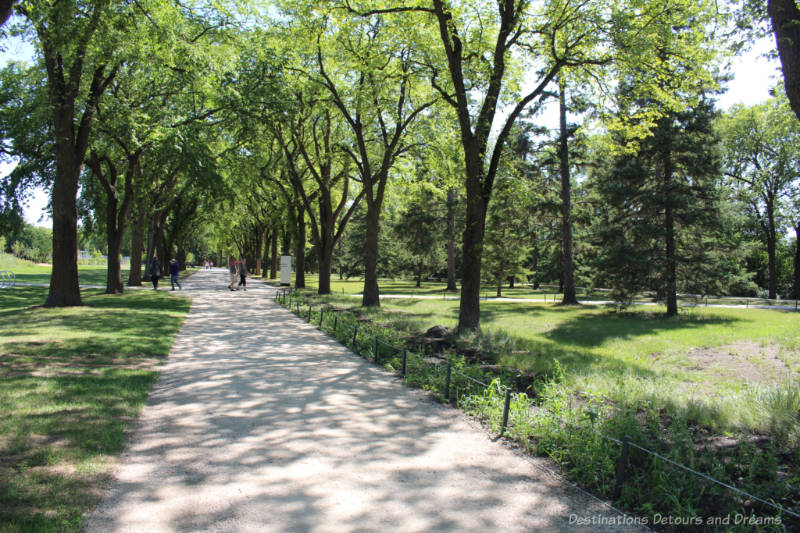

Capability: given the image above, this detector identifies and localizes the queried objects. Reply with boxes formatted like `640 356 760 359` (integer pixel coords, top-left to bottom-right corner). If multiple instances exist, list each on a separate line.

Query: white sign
280 255 292 286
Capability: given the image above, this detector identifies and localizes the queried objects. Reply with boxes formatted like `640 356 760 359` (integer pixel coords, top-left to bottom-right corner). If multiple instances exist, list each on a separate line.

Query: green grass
0 285 190 532
0 252 197 289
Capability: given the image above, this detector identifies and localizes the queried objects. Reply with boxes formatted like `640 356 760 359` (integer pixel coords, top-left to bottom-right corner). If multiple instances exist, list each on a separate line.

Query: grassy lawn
0 285 190 532
0 254 129 286
0 253 196 288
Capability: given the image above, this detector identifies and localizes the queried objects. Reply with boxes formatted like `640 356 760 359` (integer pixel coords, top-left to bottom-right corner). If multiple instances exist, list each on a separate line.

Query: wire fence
274 288 800 524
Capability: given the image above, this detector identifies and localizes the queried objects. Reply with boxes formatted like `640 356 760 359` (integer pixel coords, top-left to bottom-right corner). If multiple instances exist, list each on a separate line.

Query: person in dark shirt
149 255 162 290
169 258 182 291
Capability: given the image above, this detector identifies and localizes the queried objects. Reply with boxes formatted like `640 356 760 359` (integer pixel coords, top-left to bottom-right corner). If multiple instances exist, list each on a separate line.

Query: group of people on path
228 259 248 291
148 255 183 291
146 255 250 292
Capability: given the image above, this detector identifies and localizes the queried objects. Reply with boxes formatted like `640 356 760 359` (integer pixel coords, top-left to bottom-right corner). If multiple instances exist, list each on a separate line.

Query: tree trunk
127 204 145 286
45 90 84 307
446 188 458 291
531 233 540 289
458 160 487 331
262 230 270 279
361 198 381 307
663 155 678 316
254 229 262 276
0 0 16 28
318 252 332 294
559 84 578 305
47 167 82 306
105 199 123 294
766 198 778 299
145 215 165 283
769 0 800 122
270 231 278 279
792 222 800 300
281 226 291 256
295 206 306 289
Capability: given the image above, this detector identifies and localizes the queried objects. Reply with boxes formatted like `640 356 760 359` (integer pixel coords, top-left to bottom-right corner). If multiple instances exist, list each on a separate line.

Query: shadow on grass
0 369 159 532
0 286 48 312
544 309 738 348
1 290 189 361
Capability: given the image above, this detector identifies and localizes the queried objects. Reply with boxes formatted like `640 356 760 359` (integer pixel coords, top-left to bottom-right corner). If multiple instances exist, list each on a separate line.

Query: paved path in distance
86 269 644 533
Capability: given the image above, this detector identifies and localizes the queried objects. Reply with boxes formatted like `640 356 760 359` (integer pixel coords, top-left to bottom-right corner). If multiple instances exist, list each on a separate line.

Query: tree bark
662 155 678 316
45 78 83 307
792 222 800 300
361 196 381 307
531 233 540 289
769 0 800 122
318 252 332 294
446 188 458 291
127 202 145 286
266 229 272 278
270 231 278 279
458 155 488 331
106 227 123 294
295 205 306 289
559 84 578 305
766 196 778 299
47 168 82 306
254 228 262 277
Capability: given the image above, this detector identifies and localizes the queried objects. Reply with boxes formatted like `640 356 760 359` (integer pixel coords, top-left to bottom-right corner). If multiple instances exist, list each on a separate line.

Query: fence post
374 337 380 363
319 309 324 326
352 325 358 349
334 314 338 332
499 389 511 436
613 435 632 500
401 348 407 377
308 305 312 321
444 363 452 400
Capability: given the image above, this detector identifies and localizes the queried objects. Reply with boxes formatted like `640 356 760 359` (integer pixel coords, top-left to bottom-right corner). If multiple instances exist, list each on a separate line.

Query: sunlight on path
86 269 644 533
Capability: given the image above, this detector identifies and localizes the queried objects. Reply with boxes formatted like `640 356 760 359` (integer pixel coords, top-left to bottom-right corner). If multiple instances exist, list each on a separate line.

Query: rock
425 325 454 339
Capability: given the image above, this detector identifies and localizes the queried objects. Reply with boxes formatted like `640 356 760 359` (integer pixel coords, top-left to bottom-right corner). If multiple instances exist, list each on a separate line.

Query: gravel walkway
85 269 645 532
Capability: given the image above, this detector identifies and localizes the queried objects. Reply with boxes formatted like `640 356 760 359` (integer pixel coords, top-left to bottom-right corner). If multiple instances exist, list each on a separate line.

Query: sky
0 33 784 229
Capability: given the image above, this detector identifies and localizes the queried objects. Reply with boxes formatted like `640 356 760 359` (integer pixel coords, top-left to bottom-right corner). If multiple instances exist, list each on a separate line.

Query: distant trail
86 269 645 532
344 293 798 311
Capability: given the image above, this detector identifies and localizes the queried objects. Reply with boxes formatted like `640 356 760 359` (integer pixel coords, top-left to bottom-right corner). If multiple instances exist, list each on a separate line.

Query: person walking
228 259 238 291
149 255 162 290
169 258 182 291
237 259 248 291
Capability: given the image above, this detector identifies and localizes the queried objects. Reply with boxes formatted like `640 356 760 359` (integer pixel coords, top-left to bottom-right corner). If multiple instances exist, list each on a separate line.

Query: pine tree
589 99 742 311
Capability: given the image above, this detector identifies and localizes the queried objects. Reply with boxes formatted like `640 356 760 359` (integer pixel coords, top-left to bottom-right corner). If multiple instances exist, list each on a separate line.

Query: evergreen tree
589 99 740 310
392 190 446 288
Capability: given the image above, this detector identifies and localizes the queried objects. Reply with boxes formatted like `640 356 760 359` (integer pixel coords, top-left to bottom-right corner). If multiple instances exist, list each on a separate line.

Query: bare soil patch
687 341 795 384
